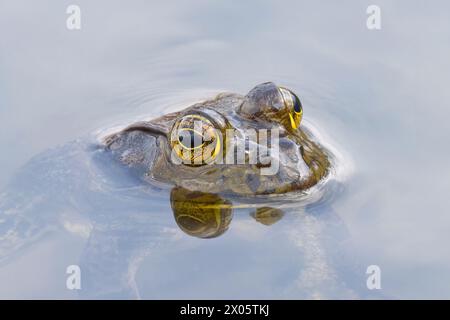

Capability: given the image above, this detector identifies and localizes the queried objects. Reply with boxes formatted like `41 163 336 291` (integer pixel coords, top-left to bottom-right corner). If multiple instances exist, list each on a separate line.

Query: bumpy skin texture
104 83 331 197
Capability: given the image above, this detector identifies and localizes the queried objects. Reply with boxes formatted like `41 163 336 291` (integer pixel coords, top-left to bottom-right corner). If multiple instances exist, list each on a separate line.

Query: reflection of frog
105 82 331 196
171 186 284 238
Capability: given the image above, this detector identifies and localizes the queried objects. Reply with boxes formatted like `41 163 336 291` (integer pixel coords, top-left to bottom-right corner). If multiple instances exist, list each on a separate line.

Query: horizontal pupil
178 130 204 149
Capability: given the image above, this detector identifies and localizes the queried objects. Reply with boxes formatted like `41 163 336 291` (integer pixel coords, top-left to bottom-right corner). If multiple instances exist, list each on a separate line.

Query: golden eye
279 87 303 129
170 114 221 165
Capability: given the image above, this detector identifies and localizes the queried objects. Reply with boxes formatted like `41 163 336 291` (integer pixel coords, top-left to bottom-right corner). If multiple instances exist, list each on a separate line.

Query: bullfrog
104 82 331 197
103 82 334 238
0 83 357 299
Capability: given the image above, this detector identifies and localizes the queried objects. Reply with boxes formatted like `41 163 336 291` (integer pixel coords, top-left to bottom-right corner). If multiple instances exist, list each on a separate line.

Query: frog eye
170 114 222 165
279 87 303 129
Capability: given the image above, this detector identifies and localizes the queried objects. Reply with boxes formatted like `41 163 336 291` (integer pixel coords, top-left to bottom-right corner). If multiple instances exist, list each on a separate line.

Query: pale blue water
1 0 450 299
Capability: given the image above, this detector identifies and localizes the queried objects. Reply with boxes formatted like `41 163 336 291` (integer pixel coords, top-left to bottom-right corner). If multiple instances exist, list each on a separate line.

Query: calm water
1 0 450 299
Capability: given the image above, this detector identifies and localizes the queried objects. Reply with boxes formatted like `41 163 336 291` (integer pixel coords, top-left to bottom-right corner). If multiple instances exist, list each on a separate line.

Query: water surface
1 0 450 299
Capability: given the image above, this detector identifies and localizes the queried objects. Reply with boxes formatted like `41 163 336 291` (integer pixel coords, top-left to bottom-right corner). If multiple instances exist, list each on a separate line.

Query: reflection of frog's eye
279 87 303 129
170 187 233 239
170 114 222 165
